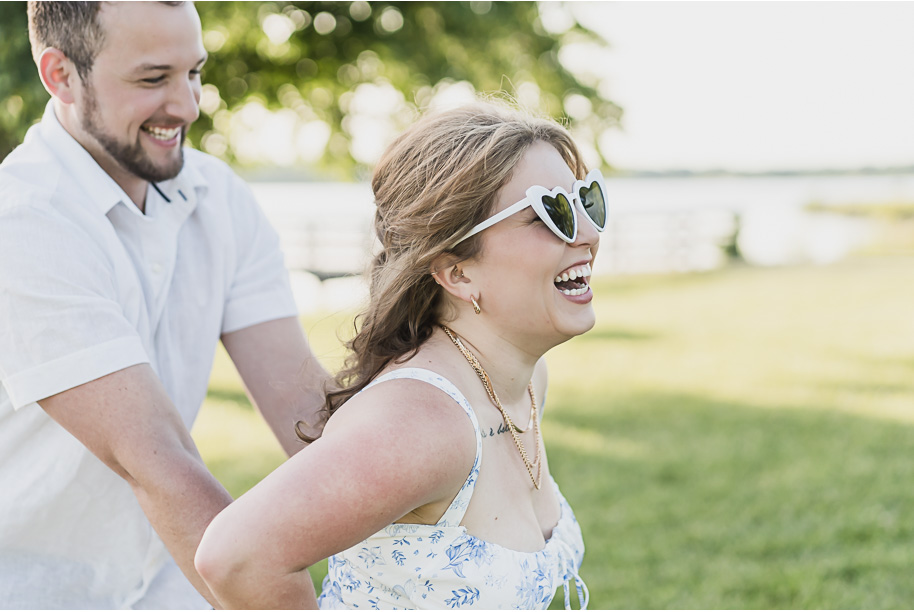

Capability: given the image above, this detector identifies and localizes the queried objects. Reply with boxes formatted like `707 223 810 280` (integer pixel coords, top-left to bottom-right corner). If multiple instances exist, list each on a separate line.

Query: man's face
74 2 206 184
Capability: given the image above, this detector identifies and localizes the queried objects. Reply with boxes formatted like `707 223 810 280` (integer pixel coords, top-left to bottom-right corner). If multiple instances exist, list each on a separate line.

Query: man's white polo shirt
0 103 299 608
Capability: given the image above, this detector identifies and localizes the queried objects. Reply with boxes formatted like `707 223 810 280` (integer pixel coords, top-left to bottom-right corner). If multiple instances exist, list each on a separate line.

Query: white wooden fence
252 182 741 282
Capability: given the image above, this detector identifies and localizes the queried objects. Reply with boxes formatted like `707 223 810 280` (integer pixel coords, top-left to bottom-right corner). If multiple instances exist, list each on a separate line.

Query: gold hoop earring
471 296 481 315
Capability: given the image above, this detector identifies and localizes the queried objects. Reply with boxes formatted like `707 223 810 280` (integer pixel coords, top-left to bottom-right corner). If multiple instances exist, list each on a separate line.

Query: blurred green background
4 1 914 608
195 250 914 609
0 1 620 173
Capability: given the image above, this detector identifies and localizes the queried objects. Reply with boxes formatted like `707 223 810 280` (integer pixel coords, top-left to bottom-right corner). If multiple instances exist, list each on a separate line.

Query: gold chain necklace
513 408 534 434
440 325 542 489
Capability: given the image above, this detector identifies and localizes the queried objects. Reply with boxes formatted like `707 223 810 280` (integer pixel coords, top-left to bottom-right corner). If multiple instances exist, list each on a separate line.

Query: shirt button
151 263 163 276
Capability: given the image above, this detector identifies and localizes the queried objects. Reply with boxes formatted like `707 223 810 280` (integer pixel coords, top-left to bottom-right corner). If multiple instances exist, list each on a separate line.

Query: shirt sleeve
0 205 149 410
220 173 299 335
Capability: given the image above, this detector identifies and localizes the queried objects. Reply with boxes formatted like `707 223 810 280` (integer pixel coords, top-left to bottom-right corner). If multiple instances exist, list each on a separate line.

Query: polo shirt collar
151 152 208 208
38 101 208 217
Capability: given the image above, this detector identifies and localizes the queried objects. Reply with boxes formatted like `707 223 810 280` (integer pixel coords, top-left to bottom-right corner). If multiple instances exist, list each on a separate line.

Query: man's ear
38 48 78 104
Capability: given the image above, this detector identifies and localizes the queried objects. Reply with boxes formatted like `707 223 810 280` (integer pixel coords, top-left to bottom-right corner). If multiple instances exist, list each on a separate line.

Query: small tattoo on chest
480 422 512 438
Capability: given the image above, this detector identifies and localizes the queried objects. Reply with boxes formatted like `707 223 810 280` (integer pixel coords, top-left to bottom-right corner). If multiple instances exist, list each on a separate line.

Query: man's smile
141 125 182 142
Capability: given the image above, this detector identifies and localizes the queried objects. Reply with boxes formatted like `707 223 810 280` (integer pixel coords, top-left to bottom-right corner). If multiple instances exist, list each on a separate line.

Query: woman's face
469 140 601 348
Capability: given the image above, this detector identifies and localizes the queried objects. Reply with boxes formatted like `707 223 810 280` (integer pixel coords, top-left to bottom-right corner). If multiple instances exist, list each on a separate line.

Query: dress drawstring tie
556 539 590 610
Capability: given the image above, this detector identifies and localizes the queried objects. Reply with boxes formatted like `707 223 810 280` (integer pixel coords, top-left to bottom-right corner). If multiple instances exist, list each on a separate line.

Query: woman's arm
194 378 476 609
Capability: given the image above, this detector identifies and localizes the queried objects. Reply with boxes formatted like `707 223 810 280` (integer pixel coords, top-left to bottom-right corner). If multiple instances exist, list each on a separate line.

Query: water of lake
250 173 914 312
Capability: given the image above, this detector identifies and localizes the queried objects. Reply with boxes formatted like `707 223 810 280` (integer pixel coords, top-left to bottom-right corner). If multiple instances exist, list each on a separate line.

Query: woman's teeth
554 262 592 284
560 286 589 296
143 126 181 141
554 262 593 296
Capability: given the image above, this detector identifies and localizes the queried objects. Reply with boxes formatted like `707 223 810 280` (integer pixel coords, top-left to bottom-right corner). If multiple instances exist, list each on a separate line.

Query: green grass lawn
193 254 914 609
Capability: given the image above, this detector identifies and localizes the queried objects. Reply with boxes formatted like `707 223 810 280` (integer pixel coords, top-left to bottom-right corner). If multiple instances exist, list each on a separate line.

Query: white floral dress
318 368 588 610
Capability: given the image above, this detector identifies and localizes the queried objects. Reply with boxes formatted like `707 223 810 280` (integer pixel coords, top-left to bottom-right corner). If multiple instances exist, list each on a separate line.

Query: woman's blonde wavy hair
297 101 586 441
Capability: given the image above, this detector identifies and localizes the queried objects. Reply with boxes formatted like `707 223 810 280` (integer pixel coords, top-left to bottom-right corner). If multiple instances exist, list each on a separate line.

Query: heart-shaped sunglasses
452 168 607 246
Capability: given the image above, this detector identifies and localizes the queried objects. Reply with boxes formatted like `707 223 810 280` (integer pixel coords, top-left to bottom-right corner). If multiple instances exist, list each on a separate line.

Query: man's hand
222 317 333 455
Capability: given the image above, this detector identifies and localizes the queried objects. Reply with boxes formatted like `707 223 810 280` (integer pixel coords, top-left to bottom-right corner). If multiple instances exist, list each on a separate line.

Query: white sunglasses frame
451 168 607 247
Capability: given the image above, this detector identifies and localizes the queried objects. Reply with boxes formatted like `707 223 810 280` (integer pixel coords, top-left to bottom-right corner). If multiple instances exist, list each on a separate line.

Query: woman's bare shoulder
323 370 477 463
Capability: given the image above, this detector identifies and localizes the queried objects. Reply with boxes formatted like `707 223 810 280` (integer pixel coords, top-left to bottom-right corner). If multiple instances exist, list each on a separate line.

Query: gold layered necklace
440 325 543 489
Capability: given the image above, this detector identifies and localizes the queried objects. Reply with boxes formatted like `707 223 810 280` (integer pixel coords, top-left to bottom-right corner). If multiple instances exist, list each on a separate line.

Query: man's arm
38 364 232 609
221 316 332 456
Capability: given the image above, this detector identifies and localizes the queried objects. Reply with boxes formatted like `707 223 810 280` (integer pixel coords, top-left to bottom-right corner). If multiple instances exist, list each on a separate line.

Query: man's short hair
26 1 186 81
27 1 105 81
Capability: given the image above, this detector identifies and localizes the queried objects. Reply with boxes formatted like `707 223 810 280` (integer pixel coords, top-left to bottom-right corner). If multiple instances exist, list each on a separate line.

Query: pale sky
570 1 914 172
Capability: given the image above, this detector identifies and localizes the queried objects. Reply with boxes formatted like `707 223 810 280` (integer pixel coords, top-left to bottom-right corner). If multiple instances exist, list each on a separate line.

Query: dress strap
361 368 482 528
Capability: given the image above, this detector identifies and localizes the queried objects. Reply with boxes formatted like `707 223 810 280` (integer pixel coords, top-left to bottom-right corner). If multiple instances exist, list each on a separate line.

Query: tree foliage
0 1 620 177
0 2 50 162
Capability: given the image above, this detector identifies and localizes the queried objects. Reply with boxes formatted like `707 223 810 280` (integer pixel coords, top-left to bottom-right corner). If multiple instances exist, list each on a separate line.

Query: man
0 2 329 608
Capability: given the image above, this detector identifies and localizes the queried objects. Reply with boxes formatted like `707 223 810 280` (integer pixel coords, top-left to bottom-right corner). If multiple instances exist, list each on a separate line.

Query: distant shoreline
242 166 914 183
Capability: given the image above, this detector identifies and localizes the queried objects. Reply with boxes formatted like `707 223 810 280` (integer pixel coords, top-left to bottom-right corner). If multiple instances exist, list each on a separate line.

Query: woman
195 102 606 609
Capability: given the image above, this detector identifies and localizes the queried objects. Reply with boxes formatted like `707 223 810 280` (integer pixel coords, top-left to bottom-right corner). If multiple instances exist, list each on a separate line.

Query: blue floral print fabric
317 368 588 610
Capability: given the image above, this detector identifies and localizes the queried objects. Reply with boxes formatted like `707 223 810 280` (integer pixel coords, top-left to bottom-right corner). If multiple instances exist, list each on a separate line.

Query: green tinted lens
540 192 575 240
578 181 606 229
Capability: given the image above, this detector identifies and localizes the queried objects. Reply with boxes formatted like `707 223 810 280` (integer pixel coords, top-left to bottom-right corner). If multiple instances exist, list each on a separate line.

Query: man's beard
81 82 186 183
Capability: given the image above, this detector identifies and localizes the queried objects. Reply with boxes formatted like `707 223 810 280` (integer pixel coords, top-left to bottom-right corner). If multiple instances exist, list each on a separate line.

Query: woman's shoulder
324 366 478 444
318 367 479 511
